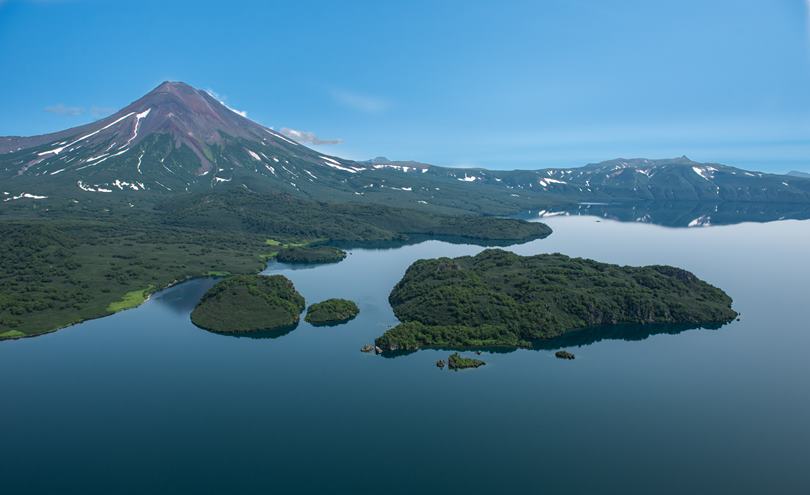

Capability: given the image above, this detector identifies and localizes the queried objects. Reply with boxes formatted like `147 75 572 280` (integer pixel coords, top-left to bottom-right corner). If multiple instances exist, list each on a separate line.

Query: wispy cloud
44 103 84 116
330 89 389 113
280 127 342 145
205 89 248 117
90 106 115 117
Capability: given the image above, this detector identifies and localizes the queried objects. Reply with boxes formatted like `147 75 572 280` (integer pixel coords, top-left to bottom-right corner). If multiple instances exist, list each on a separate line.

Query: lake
2 211 809 494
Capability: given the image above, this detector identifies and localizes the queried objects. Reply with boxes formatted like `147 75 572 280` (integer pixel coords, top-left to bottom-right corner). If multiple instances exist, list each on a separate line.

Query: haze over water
1 213 808 494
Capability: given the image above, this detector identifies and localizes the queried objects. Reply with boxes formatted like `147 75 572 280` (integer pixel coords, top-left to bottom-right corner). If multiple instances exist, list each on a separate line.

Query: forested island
447 352 486 370
277 246 347 264
375 249 737 352
190 274 305 333
305 299 359 325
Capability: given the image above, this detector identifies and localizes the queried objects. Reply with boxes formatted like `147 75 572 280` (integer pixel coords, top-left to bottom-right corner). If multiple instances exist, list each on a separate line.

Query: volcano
2 81 809 209
0 81 370 196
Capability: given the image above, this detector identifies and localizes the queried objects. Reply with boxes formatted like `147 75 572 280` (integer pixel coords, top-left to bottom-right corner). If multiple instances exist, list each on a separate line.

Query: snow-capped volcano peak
0 81 371 195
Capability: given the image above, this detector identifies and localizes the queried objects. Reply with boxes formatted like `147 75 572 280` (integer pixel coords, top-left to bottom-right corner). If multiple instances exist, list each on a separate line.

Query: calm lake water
2 212 809 494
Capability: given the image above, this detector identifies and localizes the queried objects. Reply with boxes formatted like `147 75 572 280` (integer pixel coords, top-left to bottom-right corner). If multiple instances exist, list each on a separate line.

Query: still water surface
2 214 809 494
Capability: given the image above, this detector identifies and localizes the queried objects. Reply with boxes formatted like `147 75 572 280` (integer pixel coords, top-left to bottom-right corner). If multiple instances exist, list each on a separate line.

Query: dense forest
190 275 305 333
305 299 359 325
375 249 738 351
276 246 347 264
0 191 550 339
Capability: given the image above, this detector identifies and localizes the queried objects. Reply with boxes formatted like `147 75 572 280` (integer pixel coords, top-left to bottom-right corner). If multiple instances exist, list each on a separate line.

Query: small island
276 246 347 264
190 274 305 333
555 350 575 360
304 298 359 326
375 249 738 352
447 352 486 370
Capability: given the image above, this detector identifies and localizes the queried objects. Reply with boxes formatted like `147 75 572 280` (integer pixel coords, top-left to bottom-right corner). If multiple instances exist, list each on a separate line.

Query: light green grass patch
107 285 155 313
0 330 25 339
266 238 320 248
207 271 231 277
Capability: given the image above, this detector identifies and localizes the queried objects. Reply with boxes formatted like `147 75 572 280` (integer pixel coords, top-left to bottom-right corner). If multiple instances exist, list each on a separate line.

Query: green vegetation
555 350 575 360
375 249 737 351
305 299 359 325
0 219 271 339
0 190 550 339
106 286 155 313
190 275 305 333
447 352 486 370
277 246 347 264
159 190 551 244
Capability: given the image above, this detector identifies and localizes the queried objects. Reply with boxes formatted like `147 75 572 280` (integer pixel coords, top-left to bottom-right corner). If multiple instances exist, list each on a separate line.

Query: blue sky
1 0 809 172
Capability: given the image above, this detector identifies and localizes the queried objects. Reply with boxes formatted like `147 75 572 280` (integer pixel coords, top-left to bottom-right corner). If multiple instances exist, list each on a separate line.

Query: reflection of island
329 232 541 251
151 278 218 314
203 325 298 340
532 321 726 350
516 201 810 228
376 249 737 354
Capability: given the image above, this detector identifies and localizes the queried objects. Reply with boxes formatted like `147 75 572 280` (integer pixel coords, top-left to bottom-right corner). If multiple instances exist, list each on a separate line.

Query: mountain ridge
3 81 810 212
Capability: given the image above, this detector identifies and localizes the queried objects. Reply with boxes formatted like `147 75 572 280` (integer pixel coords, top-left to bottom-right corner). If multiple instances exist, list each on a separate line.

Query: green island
276 246 347 264
304 299 360 325
375 249 738 351
190 274 305 333
0 191 551 339
447 352 486 370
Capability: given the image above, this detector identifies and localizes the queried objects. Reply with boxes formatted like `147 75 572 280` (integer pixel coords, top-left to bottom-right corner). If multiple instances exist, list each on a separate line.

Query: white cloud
44 103 84 116
280 127 342 145
89 106 115 117
330 89 389 113
205 89 248 117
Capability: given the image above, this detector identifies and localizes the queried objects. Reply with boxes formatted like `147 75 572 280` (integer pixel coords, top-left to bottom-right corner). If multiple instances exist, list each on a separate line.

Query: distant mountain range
788 170 810 179
3 81 810 213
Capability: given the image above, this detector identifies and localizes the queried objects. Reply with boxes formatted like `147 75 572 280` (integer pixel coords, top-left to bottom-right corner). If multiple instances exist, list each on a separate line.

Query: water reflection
199 324 300 339
532 321 728 350
516 201 810 227
151 277 218 314
329 232 545 250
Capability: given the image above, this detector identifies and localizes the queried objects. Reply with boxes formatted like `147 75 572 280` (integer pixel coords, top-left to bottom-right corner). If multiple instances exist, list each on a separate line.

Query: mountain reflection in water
516 201 810 227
